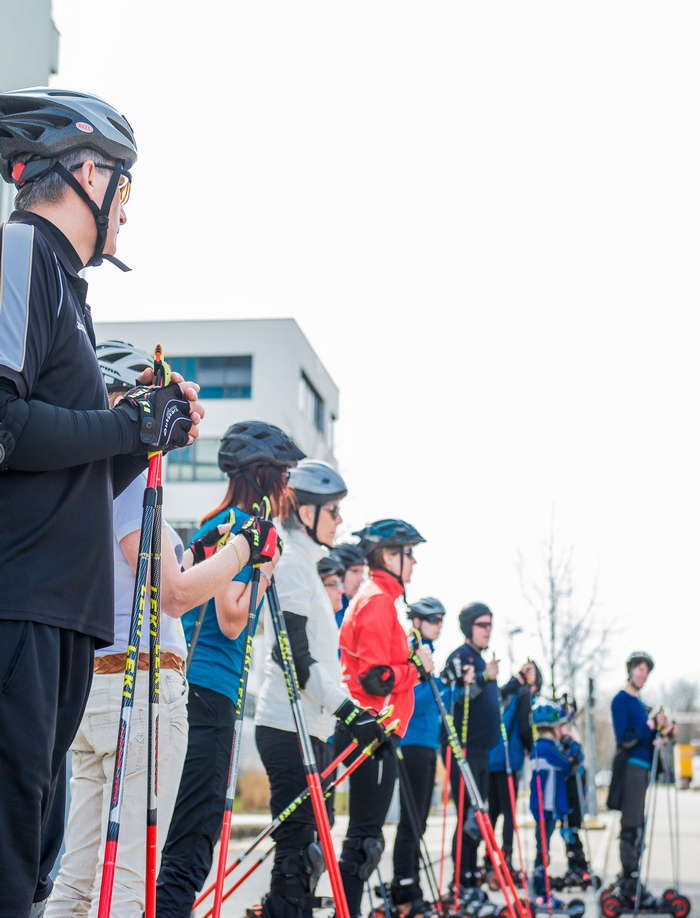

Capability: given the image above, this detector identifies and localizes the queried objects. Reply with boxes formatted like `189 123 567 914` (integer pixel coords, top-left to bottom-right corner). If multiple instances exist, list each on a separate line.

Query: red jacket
339 570 418 736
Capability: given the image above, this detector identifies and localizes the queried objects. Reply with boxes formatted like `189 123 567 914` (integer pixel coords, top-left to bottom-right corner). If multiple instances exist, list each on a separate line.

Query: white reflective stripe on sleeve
0 223 35 371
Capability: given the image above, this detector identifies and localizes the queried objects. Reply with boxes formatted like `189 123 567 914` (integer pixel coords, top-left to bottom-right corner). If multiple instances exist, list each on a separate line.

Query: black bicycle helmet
332 542 366 569
626 651 655 676
317 552 345 579
218 421 305 474
407 596 446 620
352 519 426 555
96 339 152 392
0 87 137 269
458 602 493 639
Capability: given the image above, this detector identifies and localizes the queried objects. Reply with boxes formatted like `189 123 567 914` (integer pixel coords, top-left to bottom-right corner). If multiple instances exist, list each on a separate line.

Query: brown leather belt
94 651 185 677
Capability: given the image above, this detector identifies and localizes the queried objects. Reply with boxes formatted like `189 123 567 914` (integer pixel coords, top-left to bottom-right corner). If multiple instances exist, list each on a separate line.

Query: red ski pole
500 718 532 918
534 770 553 914
438 744 451 906
97 345 169 918
453 691 470 913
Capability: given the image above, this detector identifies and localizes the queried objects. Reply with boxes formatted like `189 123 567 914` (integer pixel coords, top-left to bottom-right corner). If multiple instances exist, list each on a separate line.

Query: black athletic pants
157 683 236 918
256 725 336 918
0 621 94 917
336 724 399 918
487 769 519 861
560 771 587 868
444 747 489 887
392 745 436 902
619 762 649 875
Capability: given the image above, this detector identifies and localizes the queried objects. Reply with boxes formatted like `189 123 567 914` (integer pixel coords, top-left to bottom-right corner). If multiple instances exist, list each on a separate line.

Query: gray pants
619 763 649 874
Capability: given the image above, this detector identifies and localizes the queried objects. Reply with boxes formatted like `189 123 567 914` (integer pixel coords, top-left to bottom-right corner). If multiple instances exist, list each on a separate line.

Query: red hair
200 463 293 524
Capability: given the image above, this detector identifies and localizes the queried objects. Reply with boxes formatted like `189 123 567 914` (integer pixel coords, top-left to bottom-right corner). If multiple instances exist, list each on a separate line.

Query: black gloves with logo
335 699 388 750
116 382 192 453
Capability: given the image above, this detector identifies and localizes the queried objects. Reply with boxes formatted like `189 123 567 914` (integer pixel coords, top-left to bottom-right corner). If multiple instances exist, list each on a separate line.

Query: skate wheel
671 896 691 918
499 908 511 918
568 898 585 916
590 876 601 892
601 895 621 918
663 889 678 902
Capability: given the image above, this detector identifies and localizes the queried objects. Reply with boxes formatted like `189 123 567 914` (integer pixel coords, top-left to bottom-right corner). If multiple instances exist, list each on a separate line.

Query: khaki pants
46 669 188 917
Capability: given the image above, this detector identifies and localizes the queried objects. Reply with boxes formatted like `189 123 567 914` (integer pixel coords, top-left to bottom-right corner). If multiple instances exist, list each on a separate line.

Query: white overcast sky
50 1 700 700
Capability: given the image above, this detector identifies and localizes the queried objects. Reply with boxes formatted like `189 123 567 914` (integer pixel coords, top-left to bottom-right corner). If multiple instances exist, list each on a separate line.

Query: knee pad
271 842 325 907
340 835 385 880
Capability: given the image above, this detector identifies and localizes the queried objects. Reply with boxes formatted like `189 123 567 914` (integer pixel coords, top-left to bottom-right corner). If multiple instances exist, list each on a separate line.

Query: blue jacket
488 692 527 773
611 689 655 769
530 737 572 820
402 641 440 749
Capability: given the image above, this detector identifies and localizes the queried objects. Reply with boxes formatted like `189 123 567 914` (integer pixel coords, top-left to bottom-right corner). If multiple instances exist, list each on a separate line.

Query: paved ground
194 788 700 917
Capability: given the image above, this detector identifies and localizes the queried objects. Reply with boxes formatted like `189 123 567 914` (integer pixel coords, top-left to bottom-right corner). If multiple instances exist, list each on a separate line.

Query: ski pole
453 686 469 913
573 767 594 878
374 865 393 918
409 631 526 918
197 727 397 911
662 741 680 892
533 769 553 914
97 345 168 918
393 745 442 913
635 741 660 918
211 499 272 918
437 676 457 906
266 578 351 918
199 847 275 918
499 715 532 918
145 344 169 918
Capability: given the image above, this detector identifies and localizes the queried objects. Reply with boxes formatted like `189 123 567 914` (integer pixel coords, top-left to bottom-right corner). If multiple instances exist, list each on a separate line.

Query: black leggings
156 684 236 918
487 770 520 860
392 745 436 901
256 725 336 918
336 723 399 918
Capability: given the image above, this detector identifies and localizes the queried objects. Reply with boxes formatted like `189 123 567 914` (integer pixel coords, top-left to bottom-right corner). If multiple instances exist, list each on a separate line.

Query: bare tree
518 525 612 700
661 678 699 715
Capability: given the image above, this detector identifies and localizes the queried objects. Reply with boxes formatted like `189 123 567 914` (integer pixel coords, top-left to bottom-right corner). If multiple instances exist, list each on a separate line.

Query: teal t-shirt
183 505 262 704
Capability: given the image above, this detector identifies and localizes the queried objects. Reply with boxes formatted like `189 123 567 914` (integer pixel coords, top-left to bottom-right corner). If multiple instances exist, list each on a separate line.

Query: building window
168 355 252 398
299 372 324 433
328 413 337 449
167 437 225 482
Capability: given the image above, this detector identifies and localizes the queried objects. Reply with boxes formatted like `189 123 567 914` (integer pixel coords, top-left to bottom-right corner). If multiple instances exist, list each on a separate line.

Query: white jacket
255 527 350 740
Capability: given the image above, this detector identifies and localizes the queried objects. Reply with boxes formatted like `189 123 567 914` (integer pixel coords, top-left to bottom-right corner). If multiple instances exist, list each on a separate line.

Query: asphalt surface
194 785 700 917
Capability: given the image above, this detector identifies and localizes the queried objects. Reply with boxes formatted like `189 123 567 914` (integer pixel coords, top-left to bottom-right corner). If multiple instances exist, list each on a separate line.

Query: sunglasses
322 504 342 520
398 547 415 559
70 160 132 205
421 613 444 624
473 620 493 629
323 577 343 589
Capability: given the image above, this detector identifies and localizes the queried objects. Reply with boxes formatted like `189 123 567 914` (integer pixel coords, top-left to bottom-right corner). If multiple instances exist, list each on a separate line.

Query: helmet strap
298 505 333 548
52 160 131 271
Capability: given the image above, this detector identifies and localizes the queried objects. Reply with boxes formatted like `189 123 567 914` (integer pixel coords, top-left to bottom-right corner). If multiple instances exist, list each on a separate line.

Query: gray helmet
96 340 152 392
289 459 347 505
317 552 345 579
626 651 655 676
458 602 493 639
333 542 366 569
218 421 305 474
0 88 137 270
408 596 446 620
0 87 137 181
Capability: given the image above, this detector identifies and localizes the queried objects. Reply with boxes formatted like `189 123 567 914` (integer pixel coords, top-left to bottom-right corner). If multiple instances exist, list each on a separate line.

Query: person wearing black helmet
318 553 346 616
255 461 389 918
0 89 203 917
391 597 446 917
609 652 675 905
440 602 500 906
156 421 296 917
338 519 433 918
332 543 366 628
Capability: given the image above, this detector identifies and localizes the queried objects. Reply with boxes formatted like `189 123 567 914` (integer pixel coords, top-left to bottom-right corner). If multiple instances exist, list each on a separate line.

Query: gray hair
14 147 114 210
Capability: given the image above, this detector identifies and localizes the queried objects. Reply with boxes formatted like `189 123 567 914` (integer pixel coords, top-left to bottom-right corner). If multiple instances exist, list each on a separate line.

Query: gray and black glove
117 382 192 452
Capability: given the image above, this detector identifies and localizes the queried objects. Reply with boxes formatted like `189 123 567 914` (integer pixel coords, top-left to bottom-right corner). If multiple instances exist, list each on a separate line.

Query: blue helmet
532 702 565 727
408 596 446 620
352 519 426 557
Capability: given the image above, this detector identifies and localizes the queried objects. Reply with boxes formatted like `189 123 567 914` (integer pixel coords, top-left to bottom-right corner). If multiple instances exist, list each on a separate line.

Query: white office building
94 317 339 542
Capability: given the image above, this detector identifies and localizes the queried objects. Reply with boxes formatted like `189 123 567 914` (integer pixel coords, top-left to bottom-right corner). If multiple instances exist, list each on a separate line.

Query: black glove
117 382 192 452
335 699 388 750
239 517 278 566
190 524 228 565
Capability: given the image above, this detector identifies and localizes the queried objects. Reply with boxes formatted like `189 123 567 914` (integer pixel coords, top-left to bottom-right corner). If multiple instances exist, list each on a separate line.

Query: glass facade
166 437 225 482
168 355 252 398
